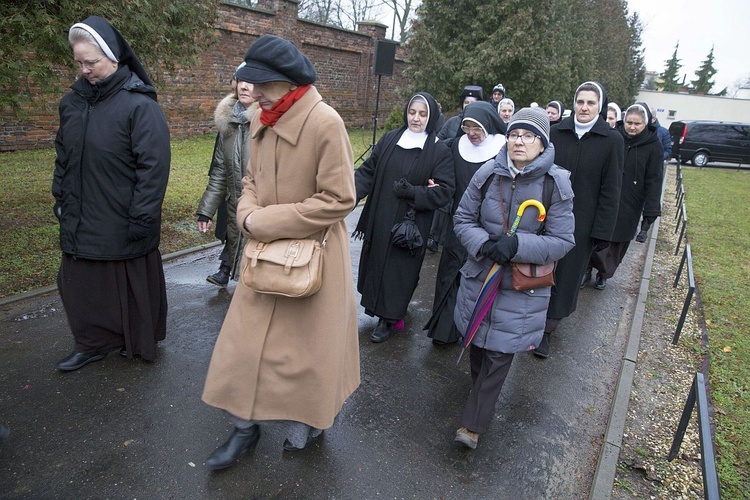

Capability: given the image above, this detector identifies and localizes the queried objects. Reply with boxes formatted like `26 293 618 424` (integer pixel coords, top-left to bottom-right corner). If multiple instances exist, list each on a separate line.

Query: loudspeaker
373 40 397 76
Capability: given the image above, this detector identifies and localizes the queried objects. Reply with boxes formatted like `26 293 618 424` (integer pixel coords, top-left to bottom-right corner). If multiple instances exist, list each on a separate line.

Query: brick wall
0 0 410 151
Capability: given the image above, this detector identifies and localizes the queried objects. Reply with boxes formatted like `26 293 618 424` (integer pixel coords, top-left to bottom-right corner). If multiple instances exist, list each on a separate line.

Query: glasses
507 132 540 144
75 57 105 70
461 125 484 134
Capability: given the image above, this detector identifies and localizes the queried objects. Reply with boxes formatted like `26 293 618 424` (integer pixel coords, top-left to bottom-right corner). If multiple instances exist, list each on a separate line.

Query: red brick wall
0 0 410 151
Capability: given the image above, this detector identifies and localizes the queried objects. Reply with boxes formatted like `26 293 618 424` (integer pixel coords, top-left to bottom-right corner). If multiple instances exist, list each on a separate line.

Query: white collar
458 134 505 163
396 129 429 149
574 116 597 138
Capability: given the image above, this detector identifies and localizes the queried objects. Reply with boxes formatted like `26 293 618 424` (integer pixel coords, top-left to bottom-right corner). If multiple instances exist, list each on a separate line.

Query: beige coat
202 87 360 429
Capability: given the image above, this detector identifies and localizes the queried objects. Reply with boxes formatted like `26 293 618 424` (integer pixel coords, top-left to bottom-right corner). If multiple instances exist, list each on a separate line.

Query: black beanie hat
235 34 317 85
459 85 484 105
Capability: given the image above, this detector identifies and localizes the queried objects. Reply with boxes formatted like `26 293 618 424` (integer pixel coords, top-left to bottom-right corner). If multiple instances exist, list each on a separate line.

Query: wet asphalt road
0 206 646 499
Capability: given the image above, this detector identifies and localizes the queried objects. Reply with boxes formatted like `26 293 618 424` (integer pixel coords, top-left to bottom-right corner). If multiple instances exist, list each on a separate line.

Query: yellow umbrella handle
508 199 546 235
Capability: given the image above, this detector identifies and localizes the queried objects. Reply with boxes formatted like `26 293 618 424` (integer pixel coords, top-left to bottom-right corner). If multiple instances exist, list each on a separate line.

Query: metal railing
668 372 721 498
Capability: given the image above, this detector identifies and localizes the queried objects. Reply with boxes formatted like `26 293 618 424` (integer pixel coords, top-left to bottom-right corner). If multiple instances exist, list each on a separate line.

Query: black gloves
641 216 657 231
636 216 658 243
128 221 151 242
592 238 610 252
481 233 518 265
393 178 416 200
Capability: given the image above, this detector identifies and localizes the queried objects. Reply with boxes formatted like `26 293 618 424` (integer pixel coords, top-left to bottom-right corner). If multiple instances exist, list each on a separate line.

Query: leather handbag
241 229 329 298
511 262 555 291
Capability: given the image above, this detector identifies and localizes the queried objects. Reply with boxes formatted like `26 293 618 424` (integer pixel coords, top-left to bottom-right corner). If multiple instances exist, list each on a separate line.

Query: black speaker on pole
373 40 397 76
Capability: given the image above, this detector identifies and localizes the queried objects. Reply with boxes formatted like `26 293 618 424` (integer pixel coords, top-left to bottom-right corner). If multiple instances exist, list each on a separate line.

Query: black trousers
460 346 515 433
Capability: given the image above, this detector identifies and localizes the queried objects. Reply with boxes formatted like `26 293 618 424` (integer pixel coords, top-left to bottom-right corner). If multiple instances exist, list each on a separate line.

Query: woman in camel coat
202 35 359 470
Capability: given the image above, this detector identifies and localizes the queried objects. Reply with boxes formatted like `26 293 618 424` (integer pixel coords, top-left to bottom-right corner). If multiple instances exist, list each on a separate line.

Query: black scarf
353 93 443 242
352 127 439 241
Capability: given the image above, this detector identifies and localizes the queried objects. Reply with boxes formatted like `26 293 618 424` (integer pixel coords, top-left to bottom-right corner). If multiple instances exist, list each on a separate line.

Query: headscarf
457 101 506 163
70 16 153 89
620 101 655 145
497 97 515 115
608 102 622 125
574 81 609 120
546 100 565 118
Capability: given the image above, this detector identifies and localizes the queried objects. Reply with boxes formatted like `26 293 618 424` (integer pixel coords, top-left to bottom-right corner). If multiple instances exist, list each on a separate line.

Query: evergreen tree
659 42 683 92
690 46 719 94
626 11 646 99
406 0 642 114
0 1 219 115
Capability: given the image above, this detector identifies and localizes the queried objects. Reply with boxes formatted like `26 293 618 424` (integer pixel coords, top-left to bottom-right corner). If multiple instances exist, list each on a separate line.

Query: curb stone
588 170 667 499
0 241 222 308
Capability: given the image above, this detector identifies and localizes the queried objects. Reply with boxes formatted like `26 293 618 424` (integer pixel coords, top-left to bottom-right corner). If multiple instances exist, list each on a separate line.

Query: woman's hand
197 220 212 233
243 213 253 234
427 178 439 188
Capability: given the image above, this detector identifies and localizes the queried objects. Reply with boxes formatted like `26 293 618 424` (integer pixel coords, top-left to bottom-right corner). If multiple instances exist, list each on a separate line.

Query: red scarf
260 85 311 127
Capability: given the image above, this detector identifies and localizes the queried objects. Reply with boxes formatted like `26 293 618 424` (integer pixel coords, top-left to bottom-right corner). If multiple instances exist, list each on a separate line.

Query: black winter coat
547 115 623 319
52 66 171 260
611 126 663 242
354 130 454 320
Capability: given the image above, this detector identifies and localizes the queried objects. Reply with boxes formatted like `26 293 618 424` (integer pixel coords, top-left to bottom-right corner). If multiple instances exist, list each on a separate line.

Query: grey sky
627 0 750 92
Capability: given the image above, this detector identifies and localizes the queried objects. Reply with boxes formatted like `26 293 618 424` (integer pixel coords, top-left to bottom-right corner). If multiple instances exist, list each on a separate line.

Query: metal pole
372 74 382 148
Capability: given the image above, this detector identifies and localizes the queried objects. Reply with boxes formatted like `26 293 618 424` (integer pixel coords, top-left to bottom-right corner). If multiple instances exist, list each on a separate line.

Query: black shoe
206 426 260 470
427 238 439 253
595 274 607 290
57 351 106 372
283 432 321 452
206 266 231 287
533 333 550 358
580 268 592 289
370 319 392 343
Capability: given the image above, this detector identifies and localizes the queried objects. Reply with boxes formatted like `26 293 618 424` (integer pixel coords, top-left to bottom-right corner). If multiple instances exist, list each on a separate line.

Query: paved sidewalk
0 207 650 499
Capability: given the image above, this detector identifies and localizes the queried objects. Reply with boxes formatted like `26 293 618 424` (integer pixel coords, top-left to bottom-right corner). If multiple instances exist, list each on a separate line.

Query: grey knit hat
507 107 550 147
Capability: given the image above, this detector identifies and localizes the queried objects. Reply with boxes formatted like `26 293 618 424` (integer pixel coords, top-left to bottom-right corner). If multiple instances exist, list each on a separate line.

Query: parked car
669 120 750 167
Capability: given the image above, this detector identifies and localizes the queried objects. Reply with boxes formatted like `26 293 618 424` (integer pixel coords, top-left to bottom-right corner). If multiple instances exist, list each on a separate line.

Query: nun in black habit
53 16 170 371
540 81 623 357
424 101 506 345
354 93 455 343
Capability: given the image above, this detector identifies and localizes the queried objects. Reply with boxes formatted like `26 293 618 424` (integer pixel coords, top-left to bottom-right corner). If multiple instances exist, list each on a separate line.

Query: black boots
370 318 392 343
580 268 592 289
595 273 607 290
206 425 260 470
206 264 231 287
533 333 551 358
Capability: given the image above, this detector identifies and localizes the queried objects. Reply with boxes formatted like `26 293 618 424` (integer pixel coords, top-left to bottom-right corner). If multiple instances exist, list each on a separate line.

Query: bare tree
338 0 384 30
387 0 418 41
299 0 343 26
299 0 416 36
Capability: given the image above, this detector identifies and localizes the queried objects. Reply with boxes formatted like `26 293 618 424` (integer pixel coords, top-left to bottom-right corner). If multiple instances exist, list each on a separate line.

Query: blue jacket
654 118 672 160
453 145 575 353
